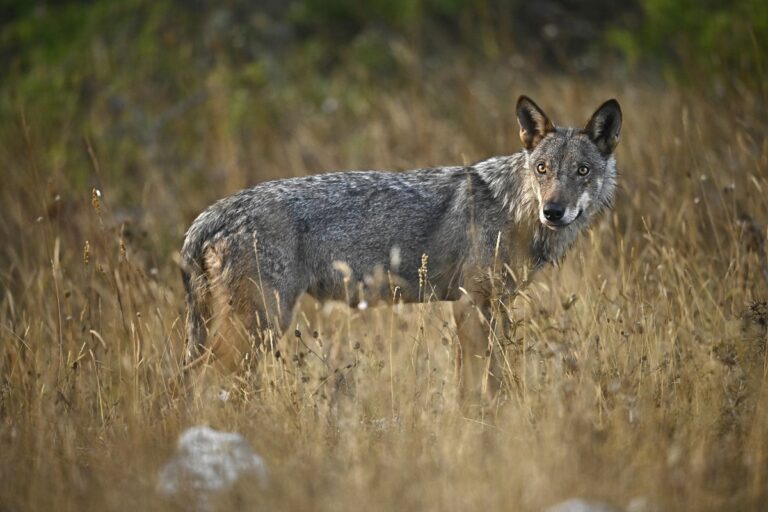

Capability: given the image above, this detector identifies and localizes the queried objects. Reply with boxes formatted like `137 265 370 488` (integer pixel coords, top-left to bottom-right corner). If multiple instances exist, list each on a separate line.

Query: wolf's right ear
516 96 555 150
584 99 622 155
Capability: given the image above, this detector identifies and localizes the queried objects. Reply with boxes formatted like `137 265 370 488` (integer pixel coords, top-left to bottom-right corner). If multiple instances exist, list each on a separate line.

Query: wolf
180 95 622 388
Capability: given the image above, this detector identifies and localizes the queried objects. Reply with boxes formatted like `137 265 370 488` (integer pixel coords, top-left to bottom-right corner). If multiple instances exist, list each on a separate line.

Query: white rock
158 425 268 507
626 496 661 512
547 498 620 512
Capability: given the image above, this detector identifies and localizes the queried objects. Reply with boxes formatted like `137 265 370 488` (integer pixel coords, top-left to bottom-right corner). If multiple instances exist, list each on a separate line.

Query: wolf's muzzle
541 207 582 229
543 203 565 222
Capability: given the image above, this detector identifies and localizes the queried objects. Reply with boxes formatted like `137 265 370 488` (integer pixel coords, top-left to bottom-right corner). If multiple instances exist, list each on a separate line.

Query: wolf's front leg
452 293 504 399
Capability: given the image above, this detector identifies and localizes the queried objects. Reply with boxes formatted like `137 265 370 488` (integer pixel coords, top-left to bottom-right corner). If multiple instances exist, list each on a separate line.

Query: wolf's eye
577 165 590 176
535 162 547 174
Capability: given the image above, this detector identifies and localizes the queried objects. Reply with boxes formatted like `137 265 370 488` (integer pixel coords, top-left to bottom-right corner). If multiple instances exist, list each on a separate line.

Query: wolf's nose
543 203 565 221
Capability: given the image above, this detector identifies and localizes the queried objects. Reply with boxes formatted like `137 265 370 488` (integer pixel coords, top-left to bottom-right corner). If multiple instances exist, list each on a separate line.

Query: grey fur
181 96 621 361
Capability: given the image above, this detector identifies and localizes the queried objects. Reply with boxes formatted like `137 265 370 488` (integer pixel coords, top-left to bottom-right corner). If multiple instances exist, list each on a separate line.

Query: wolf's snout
543 203 565 221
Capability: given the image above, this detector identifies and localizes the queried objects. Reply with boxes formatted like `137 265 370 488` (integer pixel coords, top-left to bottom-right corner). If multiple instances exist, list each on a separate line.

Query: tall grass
1 62 767 511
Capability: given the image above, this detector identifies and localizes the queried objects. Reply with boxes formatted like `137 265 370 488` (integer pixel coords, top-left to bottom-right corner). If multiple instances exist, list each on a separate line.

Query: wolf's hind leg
453 294 503 398
189 232 308 373
211 272 305 371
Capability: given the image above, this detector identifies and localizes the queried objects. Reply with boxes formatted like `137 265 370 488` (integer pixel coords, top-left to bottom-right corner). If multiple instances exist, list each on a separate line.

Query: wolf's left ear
516 96 555 150
584 99 622 155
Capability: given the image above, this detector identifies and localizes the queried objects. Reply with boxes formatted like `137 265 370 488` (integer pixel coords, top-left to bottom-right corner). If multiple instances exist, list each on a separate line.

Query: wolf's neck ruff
473 150 613 270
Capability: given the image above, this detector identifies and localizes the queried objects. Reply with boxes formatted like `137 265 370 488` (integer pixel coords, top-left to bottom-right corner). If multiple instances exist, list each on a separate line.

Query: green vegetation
609 0 768 91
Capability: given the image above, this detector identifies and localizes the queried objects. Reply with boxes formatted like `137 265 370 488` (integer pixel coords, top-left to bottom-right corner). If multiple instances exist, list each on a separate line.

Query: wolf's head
516 96 621 231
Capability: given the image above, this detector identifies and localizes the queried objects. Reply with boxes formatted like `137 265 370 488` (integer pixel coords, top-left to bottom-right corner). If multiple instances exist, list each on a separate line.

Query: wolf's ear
516 96 555 150
584 99 622 155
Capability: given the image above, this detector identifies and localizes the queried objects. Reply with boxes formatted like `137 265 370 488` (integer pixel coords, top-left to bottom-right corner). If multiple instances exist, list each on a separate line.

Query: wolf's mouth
541 209 582 230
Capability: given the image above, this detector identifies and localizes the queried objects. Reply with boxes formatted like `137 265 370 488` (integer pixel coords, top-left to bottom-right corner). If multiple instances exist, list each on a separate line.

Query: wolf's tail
180 237 212 365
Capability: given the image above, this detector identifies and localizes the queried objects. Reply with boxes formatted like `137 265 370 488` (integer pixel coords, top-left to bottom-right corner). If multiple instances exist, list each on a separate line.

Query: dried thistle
91 188 102 216
737 213 768 286
418 253 429 288
741 300 768 341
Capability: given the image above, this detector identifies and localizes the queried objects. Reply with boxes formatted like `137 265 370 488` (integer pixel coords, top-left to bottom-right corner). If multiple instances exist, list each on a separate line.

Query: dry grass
1 68 767 511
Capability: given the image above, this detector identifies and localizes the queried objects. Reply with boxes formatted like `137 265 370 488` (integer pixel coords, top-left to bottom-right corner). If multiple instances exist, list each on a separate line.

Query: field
2 3 768 511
